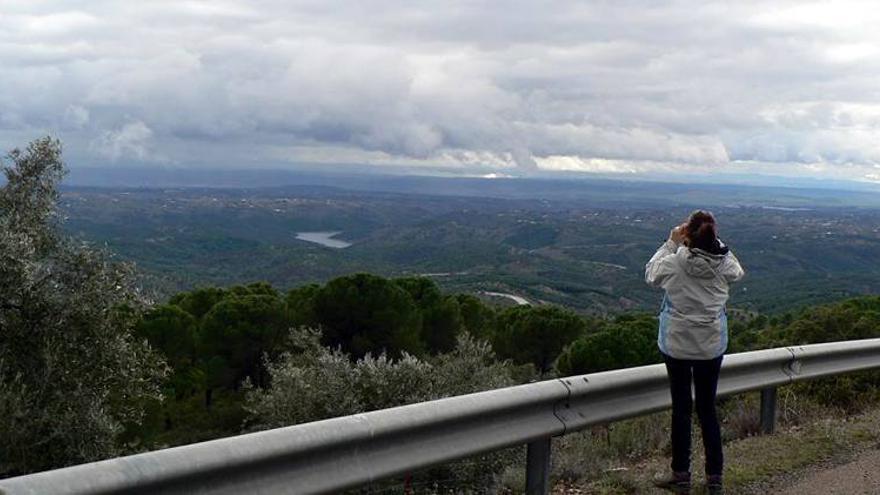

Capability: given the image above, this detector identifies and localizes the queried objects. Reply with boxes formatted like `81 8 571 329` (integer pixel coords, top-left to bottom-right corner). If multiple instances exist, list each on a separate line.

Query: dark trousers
663 353 724 476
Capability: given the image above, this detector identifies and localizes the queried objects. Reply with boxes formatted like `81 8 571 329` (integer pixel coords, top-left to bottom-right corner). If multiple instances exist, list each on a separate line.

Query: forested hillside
6 140 880 492
60 184 880 315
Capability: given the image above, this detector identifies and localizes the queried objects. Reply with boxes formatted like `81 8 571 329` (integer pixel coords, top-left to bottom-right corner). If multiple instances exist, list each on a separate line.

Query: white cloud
1 1 880 181
91 121 155 161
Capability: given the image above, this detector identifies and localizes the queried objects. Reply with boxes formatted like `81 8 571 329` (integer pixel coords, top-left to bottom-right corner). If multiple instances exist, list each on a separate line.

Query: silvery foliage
245 329 514 429
0 138 167 476
245 330 519 491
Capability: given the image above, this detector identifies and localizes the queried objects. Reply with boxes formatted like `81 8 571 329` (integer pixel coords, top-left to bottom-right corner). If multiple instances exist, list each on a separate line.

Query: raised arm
645 239 679 287
721 251 745 283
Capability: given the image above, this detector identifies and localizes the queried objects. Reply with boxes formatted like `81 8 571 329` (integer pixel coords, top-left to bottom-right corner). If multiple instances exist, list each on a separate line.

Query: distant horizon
62 162 880 195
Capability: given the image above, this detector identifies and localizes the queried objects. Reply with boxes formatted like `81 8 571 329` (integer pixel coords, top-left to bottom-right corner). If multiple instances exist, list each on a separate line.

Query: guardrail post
760 387 777 434
526 437 551 495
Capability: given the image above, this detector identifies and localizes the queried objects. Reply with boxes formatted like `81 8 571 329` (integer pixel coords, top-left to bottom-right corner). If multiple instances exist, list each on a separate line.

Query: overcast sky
3 1 880 182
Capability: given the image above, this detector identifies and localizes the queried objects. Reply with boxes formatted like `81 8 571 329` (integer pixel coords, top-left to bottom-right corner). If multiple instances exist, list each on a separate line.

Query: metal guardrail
3 338 880 495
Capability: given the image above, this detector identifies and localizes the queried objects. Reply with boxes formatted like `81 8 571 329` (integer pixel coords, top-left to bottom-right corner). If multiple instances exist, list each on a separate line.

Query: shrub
246 329 514 428
245 329 516 491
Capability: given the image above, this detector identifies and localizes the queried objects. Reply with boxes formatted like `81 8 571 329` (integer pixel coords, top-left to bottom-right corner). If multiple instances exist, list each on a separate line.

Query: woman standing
646 211 744 495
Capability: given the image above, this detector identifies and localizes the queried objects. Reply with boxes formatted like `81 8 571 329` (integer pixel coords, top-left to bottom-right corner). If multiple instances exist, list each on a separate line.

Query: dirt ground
777 449 880 495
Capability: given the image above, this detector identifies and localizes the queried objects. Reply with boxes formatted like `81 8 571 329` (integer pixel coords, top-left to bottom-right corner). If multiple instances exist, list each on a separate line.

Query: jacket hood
690 237 729 256
683 248 727 279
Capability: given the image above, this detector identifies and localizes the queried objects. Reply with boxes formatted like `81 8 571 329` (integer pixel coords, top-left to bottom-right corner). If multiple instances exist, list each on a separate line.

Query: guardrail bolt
760 387 777 435
526 437 552 495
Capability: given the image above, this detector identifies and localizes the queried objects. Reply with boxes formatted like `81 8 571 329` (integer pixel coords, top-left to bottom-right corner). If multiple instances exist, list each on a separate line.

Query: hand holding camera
669 222 688 246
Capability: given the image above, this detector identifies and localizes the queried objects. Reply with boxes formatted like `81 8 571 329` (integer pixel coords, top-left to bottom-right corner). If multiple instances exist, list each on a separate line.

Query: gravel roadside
776 449 880 495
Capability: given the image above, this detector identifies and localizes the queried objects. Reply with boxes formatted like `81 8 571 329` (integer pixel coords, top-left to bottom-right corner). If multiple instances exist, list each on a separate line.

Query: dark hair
685 210 719 252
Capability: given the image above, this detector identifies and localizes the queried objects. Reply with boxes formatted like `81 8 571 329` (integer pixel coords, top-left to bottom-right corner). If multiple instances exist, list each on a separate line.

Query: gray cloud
2 1 880 180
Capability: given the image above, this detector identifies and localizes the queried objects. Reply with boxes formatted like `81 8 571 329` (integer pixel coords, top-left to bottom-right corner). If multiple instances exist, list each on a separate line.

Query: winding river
295 231 352 249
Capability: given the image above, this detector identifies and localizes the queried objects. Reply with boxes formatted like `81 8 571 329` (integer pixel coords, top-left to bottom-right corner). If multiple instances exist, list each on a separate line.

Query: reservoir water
295 231 352 249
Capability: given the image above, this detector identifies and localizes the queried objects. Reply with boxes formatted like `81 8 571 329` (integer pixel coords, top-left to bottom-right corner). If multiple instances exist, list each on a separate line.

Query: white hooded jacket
645 239 745 360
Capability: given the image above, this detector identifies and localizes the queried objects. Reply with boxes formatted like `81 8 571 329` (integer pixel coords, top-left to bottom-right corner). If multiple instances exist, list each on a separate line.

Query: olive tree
245 329 514 429
0 138 166 475
244 328 518 490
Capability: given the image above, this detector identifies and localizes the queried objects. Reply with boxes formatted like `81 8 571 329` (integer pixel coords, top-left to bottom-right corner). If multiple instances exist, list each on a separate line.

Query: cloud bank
2 1 880 181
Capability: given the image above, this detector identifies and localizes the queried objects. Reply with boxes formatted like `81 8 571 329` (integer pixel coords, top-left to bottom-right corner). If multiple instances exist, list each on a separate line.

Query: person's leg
693 355 724 478
663 354 694 474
